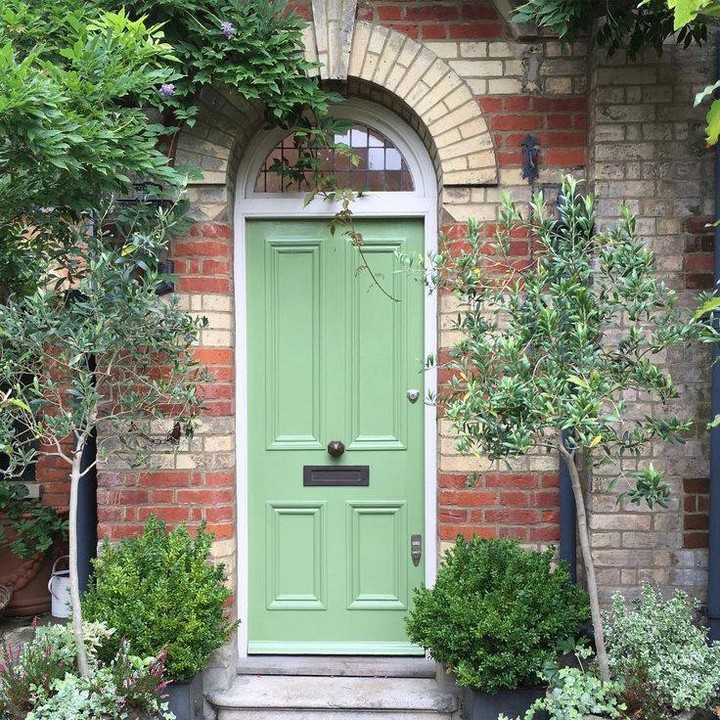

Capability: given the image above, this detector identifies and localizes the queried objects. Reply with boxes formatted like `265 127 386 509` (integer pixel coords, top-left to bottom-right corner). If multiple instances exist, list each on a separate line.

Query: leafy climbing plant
515 0 720 145
515 0 708 59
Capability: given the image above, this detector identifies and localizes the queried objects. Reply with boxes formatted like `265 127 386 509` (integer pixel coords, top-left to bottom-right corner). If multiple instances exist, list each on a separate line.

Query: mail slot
303 465 370 487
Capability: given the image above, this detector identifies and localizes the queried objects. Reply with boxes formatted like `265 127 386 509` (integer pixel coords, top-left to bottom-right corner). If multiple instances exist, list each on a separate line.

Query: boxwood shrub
82 516 236 681
406 536 590 693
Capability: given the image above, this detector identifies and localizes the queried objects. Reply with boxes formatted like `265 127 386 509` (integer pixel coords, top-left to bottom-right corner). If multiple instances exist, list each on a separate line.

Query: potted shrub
406 536 590 720
0 620 174 719
82 517 237 720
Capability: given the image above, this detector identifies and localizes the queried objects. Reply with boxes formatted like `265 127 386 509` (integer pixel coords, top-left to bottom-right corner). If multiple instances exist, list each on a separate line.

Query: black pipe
76 353 98 594
76 427 98 594
559 434 577 583
708 30 720 642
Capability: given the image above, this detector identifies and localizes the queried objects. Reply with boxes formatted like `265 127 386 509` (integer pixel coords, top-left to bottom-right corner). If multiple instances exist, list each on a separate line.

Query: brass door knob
327 440 345 458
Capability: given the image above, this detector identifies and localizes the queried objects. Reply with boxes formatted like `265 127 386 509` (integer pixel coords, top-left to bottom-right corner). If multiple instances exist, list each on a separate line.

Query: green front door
246 218 425 654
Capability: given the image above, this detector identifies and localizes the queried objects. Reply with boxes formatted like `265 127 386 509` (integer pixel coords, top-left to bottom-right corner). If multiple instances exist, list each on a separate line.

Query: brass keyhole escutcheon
327 440 345 458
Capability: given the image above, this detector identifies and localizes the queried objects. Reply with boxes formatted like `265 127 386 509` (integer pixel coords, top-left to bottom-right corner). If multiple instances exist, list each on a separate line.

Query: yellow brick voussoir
347 22 498 186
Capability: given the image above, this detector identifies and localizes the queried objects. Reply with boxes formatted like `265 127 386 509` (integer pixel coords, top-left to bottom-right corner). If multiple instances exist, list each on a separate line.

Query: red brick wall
684 215 714 290
478 97 587 171
96 222 236 542
440 472 560 544
357 1 506 41
36 453 70 510
684 477 709 549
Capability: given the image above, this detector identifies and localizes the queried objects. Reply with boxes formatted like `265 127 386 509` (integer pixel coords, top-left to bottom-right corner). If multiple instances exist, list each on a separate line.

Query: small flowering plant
159 82 176 99
0 621 174 720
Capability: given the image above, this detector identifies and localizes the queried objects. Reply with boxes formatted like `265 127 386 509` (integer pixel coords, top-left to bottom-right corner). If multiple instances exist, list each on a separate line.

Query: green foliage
606 585 720 719
0 621 174 720
430 176 692 503
0 199 206 474
514 0 707 59
83 517 237 682
502 646 626 720
0 2 187 298
0 0 342 298
405 536 590 693
103 0 340 126
0 482 67 558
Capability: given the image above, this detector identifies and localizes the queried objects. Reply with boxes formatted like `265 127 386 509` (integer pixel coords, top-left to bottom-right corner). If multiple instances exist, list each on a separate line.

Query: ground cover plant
502 586 720 720
428 176 693 679
0 621 174 720
405 536 589 692
606 586 720 719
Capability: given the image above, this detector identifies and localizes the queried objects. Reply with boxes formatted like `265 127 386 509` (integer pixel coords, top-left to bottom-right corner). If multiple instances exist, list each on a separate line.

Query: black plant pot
461 685 547 720
165 674 203 720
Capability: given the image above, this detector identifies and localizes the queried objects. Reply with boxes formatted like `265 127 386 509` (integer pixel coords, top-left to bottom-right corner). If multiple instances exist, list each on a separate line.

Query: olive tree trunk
69 435 89 678
557 431 610 681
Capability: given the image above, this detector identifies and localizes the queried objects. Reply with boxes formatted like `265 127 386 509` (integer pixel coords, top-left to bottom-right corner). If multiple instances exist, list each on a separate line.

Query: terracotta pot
0 548 53 617
0 510 68 618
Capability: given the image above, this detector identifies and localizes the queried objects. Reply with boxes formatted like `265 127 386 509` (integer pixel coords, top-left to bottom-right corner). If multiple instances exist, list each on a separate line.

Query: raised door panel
346 240 407 450
265 241 323 450
346 502 407 610
265 502 327 610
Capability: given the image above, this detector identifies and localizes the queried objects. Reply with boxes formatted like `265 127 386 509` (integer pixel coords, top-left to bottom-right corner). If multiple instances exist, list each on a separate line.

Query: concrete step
209 675 460 720
235 655 437 678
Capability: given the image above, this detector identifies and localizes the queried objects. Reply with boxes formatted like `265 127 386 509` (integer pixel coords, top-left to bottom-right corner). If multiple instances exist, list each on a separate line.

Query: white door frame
233 98 438 657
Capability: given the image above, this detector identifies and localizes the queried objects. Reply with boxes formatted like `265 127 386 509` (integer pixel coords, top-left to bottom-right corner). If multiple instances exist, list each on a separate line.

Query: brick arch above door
173 24 499 222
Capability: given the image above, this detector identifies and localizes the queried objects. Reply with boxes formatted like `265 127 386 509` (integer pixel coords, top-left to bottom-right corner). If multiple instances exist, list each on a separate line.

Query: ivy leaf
668 0 708 29
694 79 720 107
693 295 720 320
706 99 720 146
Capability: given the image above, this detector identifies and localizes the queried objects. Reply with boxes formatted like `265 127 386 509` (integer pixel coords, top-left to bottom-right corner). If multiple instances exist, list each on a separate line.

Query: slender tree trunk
557 431 610 681
69 437 89 678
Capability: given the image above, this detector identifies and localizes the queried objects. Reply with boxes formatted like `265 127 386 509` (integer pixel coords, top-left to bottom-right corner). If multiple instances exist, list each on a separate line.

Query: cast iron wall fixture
521 135 540 184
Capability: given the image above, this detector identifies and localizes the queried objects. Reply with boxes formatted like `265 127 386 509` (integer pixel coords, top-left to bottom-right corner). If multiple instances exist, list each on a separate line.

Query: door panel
347 502 407 610
348 241 407 449
265 502 326 610
247 219 425 654
265 241 322 449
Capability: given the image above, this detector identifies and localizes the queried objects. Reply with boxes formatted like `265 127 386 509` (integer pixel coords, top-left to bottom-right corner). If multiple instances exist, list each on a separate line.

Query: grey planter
461 685 546 720
165 674 203 720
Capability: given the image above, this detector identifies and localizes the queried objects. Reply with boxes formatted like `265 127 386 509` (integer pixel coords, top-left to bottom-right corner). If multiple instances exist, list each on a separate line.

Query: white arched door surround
234 98 438 656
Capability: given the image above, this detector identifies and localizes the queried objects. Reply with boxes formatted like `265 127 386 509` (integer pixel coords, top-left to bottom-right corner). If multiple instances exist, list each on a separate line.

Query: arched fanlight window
254 123 415 193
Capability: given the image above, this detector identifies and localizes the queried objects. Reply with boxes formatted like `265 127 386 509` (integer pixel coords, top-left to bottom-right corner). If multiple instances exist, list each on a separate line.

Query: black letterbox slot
303 466 370 487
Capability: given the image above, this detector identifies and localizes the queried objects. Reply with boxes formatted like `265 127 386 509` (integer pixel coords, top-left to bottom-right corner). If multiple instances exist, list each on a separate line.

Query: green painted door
246 218 425 654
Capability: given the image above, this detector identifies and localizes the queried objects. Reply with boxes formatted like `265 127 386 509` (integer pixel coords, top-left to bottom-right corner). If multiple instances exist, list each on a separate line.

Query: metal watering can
48 555 71 619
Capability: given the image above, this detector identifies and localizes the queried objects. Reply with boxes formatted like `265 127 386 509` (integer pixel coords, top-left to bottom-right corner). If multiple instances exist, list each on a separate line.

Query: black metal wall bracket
521 135 541 184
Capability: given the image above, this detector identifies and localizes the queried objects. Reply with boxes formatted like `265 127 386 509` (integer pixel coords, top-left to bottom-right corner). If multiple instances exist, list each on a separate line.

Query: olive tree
431 175 693 679
0 205 206 677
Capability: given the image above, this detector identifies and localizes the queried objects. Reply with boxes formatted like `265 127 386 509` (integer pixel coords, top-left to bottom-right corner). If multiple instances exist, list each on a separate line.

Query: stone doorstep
235 655 437 678
209 675 460 718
